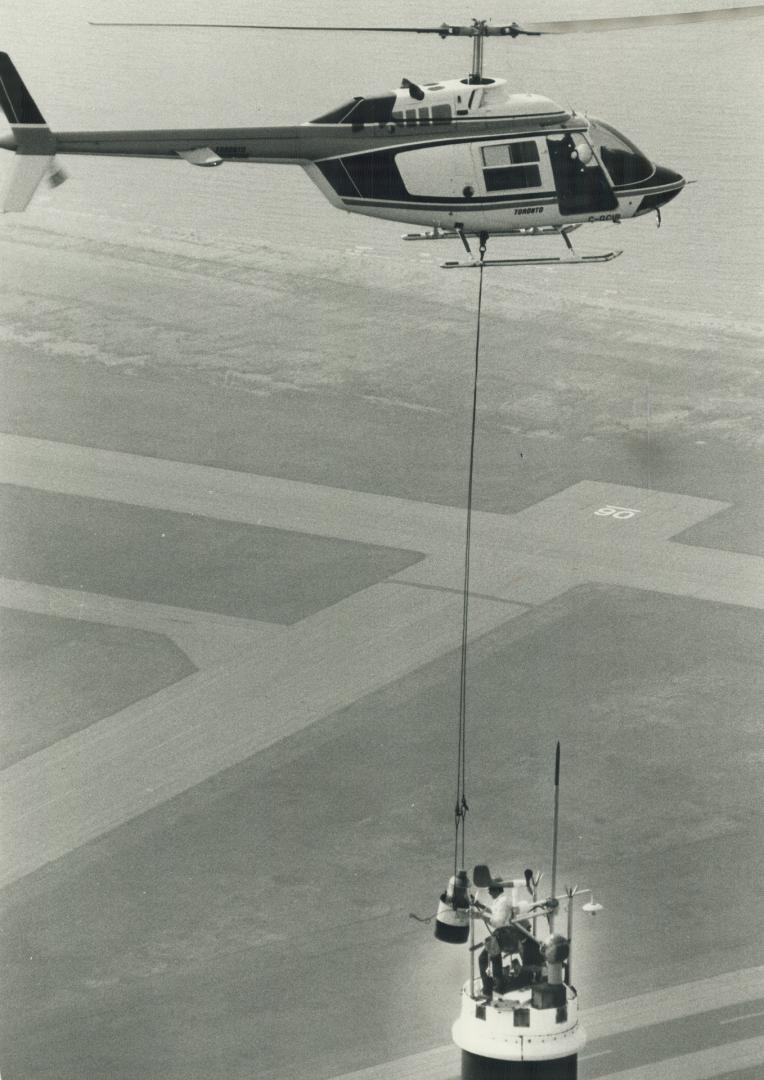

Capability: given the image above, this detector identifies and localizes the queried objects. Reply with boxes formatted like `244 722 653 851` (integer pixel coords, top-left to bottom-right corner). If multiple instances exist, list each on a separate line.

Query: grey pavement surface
2 434 761 890
0 210 762 1080
327 970 764 1078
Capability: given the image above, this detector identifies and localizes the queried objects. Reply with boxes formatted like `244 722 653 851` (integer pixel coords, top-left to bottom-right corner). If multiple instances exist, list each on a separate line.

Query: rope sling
453 237 487 877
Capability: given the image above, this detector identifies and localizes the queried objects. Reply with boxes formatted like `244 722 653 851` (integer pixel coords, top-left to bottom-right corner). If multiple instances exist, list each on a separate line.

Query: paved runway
1 173 762 1078
1 424 763 1078
2 433 762 891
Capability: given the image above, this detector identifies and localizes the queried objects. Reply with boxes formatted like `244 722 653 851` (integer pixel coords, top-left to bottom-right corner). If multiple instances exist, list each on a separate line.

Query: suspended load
434 870 471 944
428 741 604 1079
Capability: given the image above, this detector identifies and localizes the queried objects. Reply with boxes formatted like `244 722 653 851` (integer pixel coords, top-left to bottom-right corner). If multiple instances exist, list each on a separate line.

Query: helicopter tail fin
0 52 48 127
0 52 65 212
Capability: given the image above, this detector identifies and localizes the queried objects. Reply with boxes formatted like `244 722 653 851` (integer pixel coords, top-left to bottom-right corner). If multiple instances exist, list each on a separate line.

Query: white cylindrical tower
452 971 585 1079
438 748 600 1078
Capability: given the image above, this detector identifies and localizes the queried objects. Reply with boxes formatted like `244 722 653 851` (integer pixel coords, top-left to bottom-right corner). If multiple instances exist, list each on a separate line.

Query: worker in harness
476 884 523 998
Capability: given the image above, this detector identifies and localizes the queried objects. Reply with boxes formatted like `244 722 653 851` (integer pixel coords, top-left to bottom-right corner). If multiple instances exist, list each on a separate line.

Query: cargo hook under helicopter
1 5 763 266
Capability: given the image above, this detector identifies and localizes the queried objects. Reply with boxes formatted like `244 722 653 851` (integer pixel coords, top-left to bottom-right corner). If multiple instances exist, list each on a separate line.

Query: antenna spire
550 741 561 930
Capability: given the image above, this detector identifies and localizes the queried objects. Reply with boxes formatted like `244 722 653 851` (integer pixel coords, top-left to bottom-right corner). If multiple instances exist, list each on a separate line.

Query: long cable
453 247 486 876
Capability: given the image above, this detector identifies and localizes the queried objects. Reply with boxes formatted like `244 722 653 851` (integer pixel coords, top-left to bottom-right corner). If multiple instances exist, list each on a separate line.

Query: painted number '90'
595 505 640 520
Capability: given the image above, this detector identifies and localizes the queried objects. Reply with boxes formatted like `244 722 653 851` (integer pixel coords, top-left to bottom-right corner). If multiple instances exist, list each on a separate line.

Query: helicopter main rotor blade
88 21 543 38
90 7 764 37
519 4 764 35
89 22 460 34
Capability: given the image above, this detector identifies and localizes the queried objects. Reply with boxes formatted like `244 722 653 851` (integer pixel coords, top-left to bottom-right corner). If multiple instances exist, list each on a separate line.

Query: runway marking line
595 1033 764 1080
327 967 764 1080
719 1010 764 1025
2 434 763 886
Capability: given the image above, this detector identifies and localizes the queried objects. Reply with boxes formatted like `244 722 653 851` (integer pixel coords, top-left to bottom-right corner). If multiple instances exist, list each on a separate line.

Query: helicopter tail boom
0 52 322 211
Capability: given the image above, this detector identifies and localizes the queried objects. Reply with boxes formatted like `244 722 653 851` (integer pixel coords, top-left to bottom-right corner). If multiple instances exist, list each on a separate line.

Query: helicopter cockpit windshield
589 120 654 185
311 95 396 125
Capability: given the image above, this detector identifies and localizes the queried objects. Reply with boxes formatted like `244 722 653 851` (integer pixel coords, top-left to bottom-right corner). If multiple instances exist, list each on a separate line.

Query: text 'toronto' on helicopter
1 6 763 266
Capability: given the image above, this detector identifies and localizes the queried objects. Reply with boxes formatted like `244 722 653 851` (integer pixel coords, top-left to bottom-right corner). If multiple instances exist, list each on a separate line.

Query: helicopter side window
508 142 539 165
482 142 539 167
393 103 450 124
481 141 541 192
482 145 508 168
484 166 541 191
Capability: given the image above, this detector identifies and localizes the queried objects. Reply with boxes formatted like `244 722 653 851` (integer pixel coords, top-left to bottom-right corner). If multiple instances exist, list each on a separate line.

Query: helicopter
1 6 763 267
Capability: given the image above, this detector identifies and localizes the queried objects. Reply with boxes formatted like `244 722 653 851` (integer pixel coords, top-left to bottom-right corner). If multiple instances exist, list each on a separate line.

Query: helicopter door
547 133 618 216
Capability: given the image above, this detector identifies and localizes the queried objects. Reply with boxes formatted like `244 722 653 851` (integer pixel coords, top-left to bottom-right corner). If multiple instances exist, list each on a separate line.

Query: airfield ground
0 215 762 1080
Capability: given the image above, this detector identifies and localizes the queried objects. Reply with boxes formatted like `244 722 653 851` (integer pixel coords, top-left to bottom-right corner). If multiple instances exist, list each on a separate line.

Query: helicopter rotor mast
437 20 544 83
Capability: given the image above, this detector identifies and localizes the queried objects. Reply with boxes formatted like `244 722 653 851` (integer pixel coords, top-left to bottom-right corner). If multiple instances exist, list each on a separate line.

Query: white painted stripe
719 1010 764 1026
327 968 764 1080
329 1036 764 1080
329 1045 458 1080
328 1034 764 1080
584 967 764 1039
597 1034 764 1080
0 432 468 554
0 576 283 669
3 435 763 886
3 435 762 614
0 586 521 887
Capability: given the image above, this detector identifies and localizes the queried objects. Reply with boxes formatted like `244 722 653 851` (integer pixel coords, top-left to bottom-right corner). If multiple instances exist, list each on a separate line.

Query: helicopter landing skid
438 225 622 268
443 251 622 268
